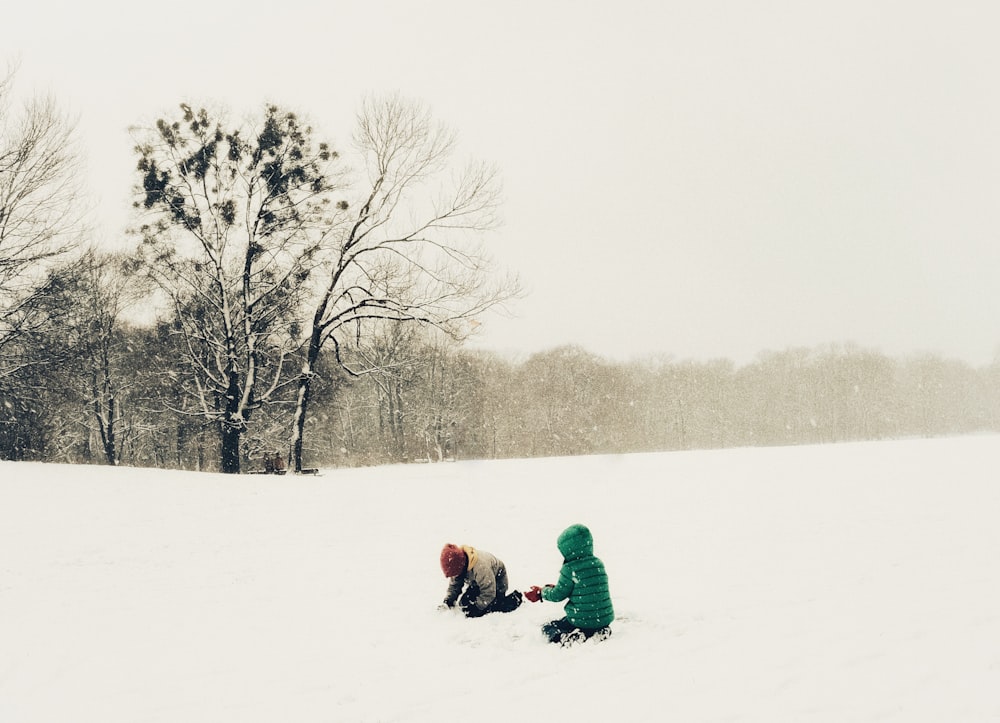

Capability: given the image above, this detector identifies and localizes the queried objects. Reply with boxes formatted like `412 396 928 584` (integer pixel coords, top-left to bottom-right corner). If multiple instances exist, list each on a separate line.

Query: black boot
494 590 522 613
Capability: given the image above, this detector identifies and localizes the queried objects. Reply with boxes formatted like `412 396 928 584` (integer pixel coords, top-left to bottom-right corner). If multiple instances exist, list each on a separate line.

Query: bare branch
0 67 84 362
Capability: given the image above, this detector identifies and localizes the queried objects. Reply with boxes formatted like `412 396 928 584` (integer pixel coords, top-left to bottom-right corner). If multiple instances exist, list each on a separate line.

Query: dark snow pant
460 564 522 617
542 617 611 644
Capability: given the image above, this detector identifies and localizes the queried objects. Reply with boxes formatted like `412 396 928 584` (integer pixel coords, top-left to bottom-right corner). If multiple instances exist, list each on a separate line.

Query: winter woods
129 97 518 473
2 67 1000 470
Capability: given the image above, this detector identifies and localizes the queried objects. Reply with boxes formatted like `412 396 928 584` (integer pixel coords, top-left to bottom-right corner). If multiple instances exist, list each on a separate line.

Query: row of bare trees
6 304 1000 470
314 341 1000 465
3 64 999 472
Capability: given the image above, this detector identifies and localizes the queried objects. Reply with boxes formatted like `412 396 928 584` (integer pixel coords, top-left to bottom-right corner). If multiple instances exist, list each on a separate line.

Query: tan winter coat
443 546 506 612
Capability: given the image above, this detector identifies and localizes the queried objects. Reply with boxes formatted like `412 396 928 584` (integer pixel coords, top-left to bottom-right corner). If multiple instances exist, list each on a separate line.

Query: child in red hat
439 543 523 617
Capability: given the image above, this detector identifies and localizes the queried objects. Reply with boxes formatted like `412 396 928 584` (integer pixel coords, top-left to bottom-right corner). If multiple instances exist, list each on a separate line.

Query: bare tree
0 62 84 377
289 95 519 472
357 322 420 462
61 249 148 465
132 103 345 473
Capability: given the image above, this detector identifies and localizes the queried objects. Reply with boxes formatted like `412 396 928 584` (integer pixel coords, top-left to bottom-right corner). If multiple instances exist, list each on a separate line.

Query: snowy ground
1 435 999 722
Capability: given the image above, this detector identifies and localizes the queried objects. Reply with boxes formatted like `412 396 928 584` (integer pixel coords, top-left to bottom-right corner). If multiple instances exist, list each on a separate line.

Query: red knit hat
440 544 468 577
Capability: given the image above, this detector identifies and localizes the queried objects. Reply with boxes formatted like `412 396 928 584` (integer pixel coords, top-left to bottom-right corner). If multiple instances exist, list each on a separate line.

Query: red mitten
524 585 543 603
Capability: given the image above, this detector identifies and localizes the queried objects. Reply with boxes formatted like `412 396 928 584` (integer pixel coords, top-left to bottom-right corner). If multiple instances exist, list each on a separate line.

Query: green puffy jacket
541 524 615 629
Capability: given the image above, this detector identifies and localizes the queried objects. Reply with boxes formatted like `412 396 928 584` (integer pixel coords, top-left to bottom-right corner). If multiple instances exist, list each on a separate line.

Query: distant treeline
2 68 997 473
2 317 997 470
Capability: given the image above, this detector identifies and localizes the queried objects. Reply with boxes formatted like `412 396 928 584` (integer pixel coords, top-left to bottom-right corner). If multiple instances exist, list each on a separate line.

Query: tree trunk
290 332 322 473
290 372 312 473
221 420 242 474
101 391 117 466
220 371 244 474
102 363 118 465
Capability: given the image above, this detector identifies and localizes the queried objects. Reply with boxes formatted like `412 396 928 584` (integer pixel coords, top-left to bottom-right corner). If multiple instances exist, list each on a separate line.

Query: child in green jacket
525 523 615 646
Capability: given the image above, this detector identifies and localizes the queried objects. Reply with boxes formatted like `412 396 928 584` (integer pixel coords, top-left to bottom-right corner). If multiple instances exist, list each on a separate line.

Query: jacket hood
557 524 594 560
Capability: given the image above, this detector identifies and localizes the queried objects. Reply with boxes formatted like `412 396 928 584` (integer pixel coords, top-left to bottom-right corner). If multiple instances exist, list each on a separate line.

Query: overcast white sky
5 0 1000 365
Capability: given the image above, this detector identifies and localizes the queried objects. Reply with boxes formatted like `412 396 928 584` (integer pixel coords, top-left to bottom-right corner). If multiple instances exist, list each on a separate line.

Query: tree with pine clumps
132 103 346 473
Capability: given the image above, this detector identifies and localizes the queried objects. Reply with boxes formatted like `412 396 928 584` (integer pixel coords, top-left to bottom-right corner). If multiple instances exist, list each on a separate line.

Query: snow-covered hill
2 435 999 722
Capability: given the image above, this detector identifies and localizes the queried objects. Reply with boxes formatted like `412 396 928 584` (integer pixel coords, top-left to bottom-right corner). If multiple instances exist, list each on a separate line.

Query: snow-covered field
2 435 999 722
